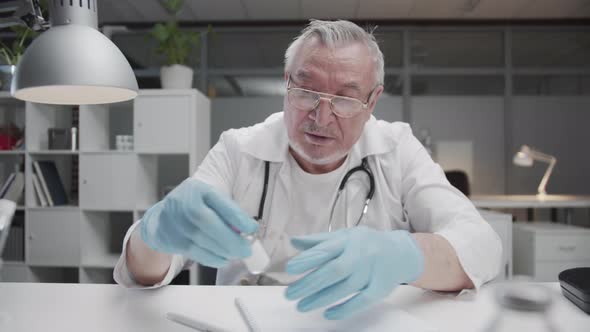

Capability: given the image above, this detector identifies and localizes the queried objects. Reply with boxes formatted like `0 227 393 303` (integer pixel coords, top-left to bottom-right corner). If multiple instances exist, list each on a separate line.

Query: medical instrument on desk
484 282 559 332
256 157 375 234
166 312 232 332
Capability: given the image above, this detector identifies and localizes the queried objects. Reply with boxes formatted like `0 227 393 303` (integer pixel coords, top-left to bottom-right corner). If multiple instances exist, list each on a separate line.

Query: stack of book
32 161 69 207
0 171 24 204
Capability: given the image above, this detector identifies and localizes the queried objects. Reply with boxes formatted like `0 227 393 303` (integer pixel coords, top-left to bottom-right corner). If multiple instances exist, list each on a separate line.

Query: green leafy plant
0 26 39 65
151 0 204 66
0 0 47 66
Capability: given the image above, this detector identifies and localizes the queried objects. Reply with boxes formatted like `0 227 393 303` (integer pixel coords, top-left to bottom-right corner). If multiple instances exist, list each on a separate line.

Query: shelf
79 150 135 155
81 254 119 269
138 89 199 97
0 92 22 104
80 207 135 212
1 260 26 267
27 205 80 211
28 150 79 155
135 151 189 155
0 150 25 155
12 89 208 285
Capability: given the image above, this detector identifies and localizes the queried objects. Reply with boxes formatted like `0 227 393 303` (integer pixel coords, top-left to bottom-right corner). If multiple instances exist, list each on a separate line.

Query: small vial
242 234 270 275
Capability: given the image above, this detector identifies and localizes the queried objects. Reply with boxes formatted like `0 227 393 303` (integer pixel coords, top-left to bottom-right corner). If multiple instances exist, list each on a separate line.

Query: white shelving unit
0 89 211 285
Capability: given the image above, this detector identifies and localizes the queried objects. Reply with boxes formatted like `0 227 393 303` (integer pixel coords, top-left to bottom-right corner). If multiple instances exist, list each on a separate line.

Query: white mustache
301 122 336 138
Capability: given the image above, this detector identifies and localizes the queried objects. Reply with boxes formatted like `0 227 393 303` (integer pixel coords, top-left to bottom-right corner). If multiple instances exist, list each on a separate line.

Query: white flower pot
0 65 16 91
160 64 193 89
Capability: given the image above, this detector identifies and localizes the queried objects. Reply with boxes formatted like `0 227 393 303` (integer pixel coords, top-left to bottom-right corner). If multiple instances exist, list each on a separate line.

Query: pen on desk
166 312 232 332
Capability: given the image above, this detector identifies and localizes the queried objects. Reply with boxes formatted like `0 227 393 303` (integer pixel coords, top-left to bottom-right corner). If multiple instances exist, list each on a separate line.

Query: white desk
471 195 590 209
471 195 590 223
0 283 588 332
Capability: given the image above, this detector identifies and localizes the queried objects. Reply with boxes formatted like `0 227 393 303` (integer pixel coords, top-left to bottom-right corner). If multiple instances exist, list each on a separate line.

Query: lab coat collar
240 112 398 163
240 112 290 163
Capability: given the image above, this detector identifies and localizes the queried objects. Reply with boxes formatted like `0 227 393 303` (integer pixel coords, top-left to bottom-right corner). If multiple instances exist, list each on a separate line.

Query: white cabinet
0 89 210 284
26 209 80 266
79 154 137 210
81 212 132 268
513 222 590 282
479 209 513 281
134 92 191 153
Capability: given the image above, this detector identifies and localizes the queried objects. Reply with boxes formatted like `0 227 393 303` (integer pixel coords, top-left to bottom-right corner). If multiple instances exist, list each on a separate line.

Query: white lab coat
114 112 502 289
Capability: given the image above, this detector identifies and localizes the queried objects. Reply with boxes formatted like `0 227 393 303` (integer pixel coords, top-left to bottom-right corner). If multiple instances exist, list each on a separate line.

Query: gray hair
285 19 385 86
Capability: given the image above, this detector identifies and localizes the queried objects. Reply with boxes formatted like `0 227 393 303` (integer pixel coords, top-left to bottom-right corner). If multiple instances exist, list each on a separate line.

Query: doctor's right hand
140 178 258 268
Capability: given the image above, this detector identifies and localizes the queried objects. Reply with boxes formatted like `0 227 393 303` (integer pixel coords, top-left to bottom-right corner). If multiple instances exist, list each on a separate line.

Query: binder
33 161 54 206
32 173 48 207
0 173 16 198
2 172 24 204
33 161 70 206
36 161 68 206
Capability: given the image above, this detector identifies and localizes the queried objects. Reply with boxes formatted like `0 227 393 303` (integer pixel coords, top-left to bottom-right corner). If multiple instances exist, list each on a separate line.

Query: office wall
210 95 590 198
412 97 505 195
211 97 283 143
210 96 403 144
372 96 404 123
211 96 503 195
508 97 590 195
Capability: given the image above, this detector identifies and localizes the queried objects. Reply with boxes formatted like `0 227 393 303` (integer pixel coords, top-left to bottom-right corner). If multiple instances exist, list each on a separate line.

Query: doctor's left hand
284 226 424 320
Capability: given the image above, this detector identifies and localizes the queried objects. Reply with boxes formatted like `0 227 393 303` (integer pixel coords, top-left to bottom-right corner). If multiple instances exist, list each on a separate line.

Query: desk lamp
3 0 138 105
513 145 557 196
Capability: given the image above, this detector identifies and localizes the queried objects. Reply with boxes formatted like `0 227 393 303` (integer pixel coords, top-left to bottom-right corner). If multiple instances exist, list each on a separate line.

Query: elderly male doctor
115 20 502 320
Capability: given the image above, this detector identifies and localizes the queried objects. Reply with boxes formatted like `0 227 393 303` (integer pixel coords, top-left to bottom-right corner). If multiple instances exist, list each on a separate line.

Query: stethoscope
254 157 375 233
243 157 375 286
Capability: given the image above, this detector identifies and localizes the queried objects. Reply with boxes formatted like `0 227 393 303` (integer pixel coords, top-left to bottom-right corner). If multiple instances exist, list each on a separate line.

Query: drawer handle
558 245 576 252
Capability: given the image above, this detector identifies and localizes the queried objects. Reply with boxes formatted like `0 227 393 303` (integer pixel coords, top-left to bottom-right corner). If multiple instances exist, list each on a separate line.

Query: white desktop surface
471 194 590 208
1 282 589 332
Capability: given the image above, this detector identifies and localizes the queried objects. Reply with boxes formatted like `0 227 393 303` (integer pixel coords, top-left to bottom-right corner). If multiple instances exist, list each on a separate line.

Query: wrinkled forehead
290 37 375 92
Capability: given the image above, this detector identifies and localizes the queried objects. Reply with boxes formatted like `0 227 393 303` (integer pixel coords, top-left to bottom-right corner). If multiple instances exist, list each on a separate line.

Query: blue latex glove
140 178 258 268
285 226 424 320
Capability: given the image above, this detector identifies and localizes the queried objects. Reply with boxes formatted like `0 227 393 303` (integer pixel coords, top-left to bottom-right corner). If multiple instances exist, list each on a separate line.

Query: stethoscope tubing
257 157 375 233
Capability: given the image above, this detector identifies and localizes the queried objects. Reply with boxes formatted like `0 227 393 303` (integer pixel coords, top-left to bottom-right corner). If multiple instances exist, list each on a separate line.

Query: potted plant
152 0 201 89
0 26 39 91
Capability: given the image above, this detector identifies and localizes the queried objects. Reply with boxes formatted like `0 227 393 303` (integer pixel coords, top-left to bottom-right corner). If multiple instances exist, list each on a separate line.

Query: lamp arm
529 150 555 163
537 157 556 195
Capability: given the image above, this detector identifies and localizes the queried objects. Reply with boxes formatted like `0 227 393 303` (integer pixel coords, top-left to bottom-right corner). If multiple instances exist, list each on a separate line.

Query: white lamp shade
513 151 534 167
11 25 138 105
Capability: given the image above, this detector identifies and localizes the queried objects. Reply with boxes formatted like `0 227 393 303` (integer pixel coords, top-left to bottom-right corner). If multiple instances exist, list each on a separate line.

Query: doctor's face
284 38 383 172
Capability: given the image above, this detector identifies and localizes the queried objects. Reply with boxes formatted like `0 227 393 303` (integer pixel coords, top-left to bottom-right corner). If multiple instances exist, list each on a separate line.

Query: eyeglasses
286 76 376 118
